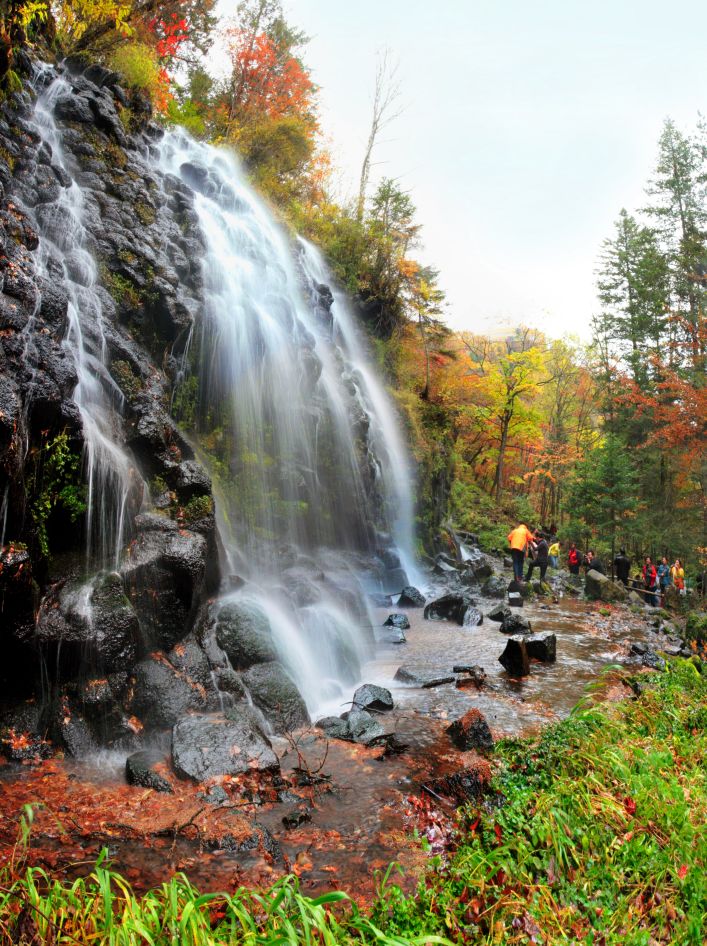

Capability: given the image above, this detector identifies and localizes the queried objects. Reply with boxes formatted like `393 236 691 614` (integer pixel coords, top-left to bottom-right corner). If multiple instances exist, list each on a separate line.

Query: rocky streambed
0 562 677 903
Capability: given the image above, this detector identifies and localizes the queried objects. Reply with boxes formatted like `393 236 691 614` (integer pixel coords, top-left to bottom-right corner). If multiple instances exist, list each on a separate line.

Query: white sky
216 0 707 341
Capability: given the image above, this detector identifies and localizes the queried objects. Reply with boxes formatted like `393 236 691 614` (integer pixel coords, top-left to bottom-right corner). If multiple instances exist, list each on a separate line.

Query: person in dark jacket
525 532 549 581
614 549 631 586
584 550 605 575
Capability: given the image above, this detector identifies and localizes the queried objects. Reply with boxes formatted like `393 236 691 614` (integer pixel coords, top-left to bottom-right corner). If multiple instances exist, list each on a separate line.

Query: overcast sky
217 0 707 340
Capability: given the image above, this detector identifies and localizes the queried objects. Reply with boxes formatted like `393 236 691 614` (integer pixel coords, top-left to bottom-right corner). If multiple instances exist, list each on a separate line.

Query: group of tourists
507 522 686 607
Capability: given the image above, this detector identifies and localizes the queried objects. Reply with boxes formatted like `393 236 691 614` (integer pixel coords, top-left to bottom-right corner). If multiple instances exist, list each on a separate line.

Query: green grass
1 660 704 944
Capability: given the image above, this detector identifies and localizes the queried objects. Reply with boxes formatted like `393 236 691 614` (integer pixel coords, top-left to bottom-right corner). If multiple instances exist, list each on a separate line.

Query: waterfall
30 72 139 570
23 68 418 723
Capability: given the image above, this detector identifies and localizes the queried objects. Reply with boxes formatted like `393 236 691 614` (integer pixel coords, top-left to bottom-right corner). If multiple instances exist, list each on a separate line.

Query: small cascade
30 72 139 569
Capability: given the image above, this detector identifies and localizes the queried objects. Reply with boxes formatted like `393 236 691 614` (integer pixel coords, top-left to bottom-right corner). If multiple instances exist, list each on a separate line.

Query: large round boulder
213 600 277 670
584 569 628 603
240 661 309 732
171 710 278 781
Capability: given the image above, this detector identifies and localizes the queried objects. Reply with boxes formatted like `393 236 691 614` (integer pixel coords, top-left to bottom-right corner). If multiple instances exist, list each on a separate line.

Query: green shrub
109 43 161 93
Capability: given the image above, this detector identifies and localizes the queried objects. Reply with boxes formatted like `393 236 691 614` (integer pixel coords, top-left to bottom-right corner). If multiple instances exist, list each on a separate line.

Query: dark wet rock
481 575 507 598
532 580 553 597
315 716 352 741
394 666 455 688
629 644 666 671
56 707 99 757
426 762 492 805
241 661 309 732
347 707 386 746
498 636 530 677
454 665 487 689
423 592 480 626
0 700 51 760
383 613 410 630
525 632 556 662
464 549 494 580
397 586 426 607
121 519 209 651
507 591 523 608
446 709 494 752
500 612 531 634
487 604 512 623
383 567 409 591
380 625 407 644
433 555 459 576
171 710 278 781
198 784 229 806
213 600 277 670
352 683 394 713
215 668 247 701
585 569 628 603
125 749 173 793
34 573 139 674
126 652 214 729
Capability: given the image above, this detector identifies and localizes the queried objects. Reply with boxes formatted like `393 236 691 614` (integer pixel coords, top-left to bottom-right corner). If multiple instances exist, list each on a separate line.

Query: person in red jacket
568 542 581 575
642 556 658 607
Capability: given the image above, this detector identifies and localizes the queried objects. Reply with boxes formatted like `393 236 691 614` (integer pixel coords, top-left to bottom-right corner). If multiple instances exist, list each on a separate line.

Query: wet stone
383 613 410 630
352 683 394 713
171 710 278 781
125 750 173 794
446 709 494 752
525 632 557 662
423 592 480 626
487 604 512 623
508 592 524 608
347 708 386 746
498 636 530 677
394 666 455 688
500 612 531 634
397 586 426 607
315 716 352 742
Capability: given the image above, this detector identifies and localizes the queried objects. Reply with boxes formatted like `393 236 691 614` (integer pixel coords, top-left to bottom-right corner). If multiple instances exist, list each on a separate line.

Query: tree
356 49 401 221
596 209 669 386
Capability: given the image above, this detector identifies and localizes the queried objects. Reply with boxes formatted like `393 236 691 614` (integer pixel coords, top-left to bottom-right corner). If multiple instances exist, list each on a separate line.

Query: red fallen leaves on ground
623 795 637 816
677 864 688 879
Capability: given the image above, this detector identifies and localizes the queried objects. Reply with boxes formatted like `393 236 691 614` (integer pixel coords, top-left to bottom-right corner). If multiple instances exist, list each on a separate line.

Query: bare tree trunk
357 50 401 221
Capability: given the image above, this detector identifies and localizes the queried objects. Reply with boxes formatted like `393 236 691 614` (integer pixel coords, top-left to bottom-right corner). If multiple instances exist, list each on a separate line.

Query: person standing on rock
525 531 549 581
642 557 658 607
614 548 631 586
657 556 671 606
507 522 534 582
568 542 581 575
548 538 560 570
584 550 605 575
671 558 685 594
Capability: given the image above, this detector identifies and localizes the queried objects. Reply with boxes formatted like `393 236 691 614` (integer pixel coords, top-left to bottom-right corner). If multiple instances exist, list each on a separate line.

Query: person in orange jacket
508 523 535 582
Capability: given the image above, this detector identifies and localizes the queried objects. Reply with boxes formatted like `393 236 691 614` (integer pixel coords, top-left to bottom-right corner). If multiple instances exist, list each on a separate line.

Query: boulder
121 517 209 651
423 592 481 626
383 613 410 630
171 710 278 781
347 707 386 746
446 709 494 752
487 604 512 623
481 576 507 599
525 632 556 662
125 750 173 793
240 661 309 732
315 716 352 741
352 683 394 713
213 600 277 670
498 636 530 677
34 573 139 674
126 652 214 729
584 569 628 603
500 612 531 634
508 592 523 608
397 586 426 607
394 666 454 688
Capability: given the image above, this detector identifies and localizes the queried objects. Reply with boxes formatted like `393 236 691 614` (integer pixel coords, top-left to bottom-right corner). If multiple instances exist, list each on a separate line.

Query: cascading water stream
157 130 418 715
30 72 138 570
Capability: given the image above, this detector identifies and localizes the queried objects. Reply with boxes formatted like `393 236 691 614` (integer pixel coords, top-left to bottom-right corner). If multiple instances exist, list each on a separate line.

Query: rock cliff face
0 58 220 753
0 56 416 768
